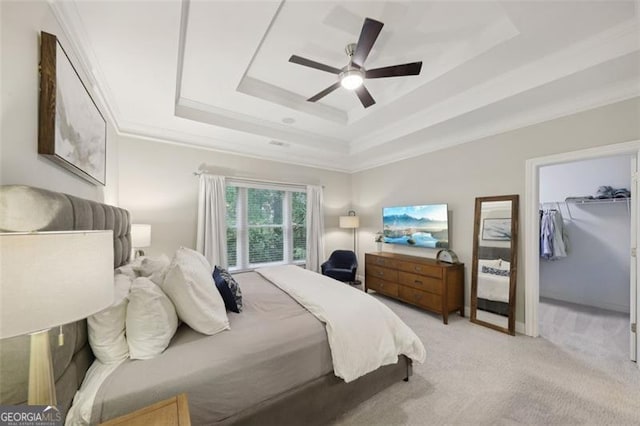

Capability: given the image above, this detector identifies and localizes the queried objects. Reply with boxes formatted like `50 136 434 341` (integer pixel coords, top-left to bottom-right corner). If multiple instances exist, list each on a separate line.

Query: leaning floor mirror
470 195 519 335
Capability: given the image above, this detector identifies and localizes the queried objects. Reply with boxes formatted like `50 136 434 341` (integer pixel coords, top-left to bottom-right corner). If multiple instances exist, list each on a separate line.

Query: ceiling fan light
340 71 364 90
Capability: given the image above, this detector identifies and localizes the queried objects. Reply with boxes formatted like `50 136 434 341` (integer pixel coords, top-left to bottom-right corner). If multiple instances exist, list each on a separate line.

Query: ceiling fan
288 17 422 108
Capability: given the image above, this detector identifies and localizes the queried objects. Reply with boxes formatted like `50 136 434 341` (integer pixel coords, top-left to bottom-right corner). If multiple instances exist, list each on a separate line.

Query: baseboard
464 307 525 335
540 290 630 314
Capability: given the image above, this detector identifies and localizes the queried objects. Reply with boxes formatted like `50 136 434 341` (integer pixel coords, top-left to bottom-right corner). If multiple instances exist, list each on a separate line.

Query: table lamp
131 224 151 258
0 231 114 405
339 210 360 253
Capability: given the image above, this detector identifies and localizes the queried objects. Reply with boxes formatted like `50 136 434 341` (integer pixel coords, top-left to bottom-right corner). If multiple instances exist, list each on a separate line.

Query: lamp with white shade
131 224 151 258
339 210 360 253
0 231 114 405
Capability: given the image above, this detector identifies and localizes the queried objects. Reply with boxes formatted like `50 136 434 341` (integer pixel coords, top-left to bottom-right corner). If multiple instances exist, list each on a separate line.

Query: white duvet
477 271 510 303
257 265 426 383
65 360 124 426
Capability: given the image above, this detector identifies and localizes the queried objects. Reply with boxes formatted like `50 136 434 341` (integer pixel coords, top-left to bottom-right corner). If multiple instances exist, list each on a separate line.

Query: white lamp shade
131 224 151 248
0 231 114 339
339 216 360 229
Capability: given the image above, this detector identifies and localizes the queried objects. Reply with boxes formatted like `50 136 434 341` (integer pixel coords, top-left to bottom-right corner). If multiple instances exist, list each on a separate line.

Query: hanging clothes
540 210 555 259
540 209 568 260
550 209 568 258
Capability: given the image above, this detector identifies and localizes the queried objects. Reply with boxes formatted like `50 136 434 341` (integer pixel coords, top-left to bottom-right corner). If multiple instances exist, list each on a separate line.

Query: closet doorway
539 156 632 364
524 140 640 367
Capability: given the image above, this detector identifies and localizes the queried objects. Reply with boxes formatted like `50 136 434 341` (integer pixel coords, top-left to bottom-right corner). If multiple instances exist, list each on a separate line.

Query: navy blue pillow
218 267 243 312
213 266 239 313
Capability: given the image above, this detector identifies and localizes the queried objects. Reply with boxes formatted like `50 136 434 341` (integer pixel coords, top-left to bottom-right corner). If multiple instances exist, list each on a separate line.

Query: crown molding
48 0 123 134
351 80 640 173
175 98 349 153
117 121 352 173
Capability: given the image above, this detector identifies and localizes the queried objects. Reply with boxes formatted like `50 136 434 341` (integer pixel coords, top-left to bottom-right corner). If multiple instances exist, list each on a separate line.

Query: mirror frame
470 194 519 335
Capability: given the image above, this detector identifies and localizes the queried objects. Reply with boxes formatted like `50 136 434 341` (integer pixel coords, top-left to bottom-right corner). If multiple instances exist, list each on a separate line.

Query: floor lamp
0 231 114 405
339 210 360 254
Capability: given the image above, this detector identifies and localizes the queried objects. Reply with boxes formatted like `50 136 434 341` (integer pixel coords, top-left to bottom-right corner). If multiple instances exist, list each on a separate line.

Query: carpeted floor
333 294 640 425
539 297 631 378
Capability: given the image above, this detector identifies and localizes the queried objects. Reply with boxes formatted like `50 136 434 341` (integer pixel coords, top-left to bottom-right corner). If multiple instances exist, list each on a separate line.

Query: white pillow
498 259 511 270
160 247 229 335
134 254 170 285
478 259 501 269
88 274 131 364
114 264 137 280
114 256 144 279
126 277 178 360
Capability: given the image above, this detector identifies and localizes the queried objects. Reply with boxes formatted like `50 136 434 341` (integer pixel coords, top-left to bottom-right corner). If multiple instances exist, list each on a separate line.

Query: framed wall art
38 32 106 185
481 218 512 241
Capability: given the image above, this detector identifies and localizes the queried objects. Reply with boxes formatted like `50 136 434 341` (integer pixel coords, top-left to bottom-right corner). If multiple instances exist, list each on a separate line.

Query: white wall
539 156 631 312
118 136 352 259
352 97 640 323
0 0 119 204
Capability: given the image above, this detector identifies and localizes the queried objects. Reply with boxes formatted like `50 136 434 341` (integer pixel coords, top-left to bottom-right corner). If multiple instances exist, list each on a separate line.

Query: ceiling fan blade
289 55 341 74
352 18 384 67
307 82 342 102
365 62 423 79
355 85 376 108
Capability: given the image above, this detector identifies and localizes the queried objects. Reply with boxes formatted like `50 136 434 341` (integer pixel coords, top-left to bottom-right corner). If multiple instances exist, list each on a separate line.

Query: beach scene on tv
383 204 449 248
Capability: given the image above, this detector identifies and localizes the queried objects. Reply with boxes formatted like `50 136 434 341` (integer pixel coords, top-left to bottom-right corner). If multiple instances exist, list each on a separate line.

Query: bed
476 246 511 317
0 185 415 425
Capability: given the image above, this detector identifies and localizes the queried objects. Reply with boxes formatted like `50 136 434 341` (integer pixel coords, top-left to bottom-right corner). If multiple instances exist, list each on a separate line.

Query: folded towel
595 185 614 199
613 188 630 198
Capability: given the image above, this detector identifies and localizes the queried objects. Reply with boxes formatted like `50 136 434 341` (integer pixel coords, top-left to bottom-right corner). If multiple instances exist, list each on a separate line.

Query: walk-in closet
538 155 632 366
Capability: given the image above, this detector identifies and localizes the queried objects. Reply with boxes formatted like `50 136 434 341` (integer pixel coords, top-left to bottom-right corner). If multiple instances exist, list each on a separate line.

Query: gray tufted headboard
478 246 512 262
0 185 131 413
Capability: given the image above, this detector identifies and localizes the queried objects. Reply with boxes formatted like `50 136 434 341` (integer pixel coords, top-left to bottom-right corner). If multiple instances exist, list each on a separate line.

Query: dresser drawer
366 265 398 282
397 261 443 279
398 271 442 295
399 286 441 312
366 255 398 269
366 276 398 297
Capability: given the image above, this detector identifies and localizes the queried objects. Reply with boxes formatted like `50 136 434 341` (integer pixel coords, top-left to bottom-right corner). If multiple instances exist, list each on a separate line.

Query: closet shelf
541 197 631 220
564 197 631 218
565 197 631 206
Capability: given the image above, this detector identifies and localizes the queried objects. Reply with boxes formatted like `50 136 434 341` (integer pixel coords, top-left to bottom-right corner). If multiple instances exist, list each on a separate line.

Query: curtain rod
193 171 324 188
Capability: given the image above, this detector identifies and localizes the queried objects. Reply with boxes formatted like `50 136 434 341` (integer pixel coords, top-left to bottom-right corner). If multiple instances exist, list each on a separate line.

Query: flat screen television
382 204 449 249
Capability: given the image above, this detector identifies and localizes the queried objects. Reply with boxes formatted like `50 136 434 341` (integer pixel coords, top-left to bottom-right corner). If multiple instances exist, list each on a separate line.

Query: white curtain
196 174 228 268
305 185 325 272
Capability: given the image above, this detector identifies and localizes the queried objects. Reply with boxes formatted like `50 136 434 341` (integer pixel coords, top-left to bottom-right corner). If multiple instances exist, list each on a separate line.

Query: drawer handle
415 267 422 271
413 293 424 301
380 283 385 288
377 259 384 265
414 280 423 285
377 271 384 276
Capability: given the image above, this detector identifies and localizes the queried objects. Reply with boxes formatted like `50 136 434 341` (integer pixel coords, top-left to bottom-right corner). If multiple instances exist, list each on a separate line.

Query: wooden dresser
365 252 464 324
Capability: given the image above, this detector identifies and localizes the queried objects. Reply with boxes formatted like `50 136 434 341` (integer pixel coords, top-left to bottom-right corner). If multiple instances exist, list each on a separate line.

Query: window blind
226 184 307 270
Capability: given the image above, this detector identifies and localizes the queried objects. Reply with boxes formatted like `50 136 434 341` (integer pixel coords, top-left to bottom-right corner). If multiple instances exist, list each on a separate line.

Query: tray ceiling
53 0 639 172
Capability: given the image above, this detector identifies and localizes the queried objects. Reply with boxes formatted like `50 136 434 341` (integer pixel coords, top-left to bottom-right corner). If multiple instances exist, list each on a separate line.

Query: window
226 184 306 270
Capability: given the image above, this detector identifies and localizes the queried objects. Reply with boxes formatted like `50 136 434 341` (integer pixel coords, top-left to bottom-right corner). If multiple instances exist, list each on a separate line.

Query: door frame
630 155 638 361
524 140 640 352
